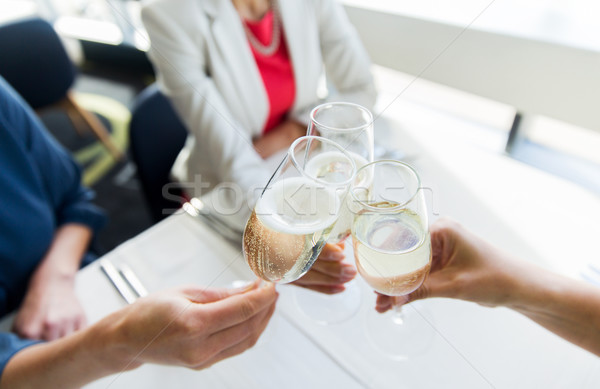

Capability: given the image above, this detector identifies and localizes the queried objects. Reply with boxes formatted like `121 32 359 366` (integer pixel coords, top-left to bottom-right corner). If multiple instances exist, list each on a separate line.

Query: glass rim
309 102 374 133
350 159 422 212
288 135 357 187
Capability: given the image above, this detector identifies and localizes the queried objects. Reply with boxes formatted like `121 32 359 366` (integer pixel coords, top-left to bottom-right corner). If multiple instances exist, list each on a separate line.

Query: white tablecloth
74 208 599 389
79 213 364 389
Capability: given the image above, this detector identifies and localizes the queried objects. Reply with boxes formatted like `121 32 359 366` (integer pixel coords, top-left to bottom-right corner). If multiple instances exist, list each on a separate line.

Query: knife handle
99 260 137 304
119 264 148 298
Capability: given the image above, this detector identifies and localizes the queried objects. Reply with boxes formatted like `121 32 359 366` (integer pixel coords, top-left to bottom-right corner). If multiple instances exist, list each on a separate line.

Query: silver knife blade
118 264 148 298
99 259 137 304
183 200 242 245
189 197 243 234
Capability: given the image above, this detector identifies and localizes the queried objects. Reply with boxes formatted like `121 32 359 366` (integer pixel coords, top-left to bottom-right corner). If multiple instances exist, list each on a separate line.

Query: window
345 0 600 194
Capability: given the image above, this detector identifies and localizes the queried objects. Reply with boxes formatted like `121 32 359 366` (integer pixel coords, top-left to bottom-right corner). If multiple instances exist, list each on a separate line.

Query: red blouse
244 11 295 134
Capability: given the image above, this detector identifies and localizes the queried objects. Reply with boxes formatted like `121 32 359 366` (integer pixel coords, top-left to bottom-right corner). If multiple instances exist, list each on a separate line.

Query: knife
118 263 148 298
99 259 137 304
183 198 242 245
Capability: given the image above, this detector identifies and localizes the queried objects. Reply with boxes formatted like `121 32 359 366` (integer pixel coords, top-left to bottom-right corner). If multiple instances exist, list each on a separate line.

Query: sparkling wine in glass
351 160 433 359
294 102 374 324
307 102 374 243
243 136 356 283
353 208 431 297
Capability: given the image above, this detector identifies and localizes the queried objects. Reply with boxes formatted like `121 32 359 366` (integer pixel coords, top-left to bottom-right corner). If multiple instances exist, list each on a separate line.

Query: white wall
343 4 600 132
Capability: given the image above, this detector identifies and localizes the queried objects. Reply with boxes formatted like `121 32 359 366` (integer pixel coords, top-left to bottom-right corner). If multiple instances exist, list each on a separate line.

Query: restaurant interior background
1 0 599 272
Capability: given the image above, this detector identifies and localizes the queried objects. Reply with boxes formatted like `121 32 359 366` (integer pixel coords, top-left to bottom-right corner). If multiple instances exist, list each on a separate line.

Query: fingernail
341 267 357 278
261 281 276 290
231 280 253 288
391 295 409 307
229 280 255 293
329 251 345 261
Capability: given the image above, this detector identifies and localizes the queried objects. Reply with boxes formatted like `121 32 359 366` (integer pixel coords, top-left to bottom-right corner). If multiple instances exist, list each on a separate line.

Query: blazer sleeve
292 0 377 123
141 2 270 209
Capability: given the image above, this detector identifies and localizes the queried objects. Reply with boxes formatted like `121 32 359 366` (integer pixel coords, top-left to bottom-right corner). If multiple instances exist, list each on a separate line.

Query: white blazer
141 0 376 226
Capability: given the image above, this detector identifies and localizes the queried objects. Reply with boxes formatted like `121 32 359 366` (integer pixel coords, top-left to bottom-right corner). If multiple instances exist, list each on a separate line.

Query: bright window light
341 0 600 52
54 16 123 45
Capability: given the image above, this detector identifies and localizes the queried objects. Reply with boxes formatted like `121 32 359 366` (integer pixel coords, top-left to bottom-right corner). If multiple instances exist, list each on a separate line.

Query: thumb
180 279 261 304
400 278 436 306
403 286 429 305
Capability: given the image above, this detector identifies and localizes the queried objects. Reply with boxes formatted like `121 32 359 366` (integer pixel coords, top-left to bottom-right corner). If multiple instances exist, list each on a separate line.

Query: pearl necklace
241 0 281 56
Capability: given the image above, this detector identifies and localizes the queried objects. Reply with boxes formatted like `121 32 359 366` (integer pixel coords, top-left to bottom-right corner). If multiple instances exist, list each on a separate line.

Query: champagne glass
243 136 356 284
307 102 374 242
294 102 374 324
350 160 433 359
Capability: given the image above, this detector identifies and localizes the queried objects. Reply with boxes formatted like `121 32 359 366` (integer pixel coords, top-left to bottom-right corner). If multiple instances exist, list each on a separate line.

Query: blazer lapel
279 0 315 114
203 0 268 133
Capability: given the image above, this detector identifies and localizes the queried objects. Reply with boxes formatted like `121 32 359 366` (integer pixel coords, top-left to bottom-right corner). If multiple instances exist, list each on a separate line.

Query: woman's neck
232 0 272 21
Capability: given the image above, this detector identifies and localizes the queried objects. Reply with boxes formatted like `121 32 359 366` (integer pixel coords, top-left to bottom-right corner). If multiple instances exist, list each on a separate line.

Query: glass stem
391 298 405 325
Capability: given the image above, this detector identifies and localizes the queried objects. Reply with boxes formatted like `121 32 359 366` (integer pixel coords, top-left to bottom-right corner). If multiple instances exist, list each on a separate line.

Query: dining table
2 109 599 389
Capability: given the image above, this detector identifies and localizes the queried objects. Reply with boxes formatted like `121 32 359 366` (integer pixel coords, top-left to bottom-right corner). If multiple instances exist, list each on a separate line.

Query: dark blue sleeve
0 332 41 379
0 77 106 233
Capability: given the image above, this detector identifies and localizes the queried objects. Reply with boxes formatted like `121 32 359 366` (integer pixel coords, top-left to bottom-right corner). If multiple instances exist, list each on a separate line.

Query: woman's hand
375 218 525 312
103 280 278 371
13 273 86 341
292 242 357 294
373 218 600 357
253 119 306 159
13 224 93 341
2 282 279 389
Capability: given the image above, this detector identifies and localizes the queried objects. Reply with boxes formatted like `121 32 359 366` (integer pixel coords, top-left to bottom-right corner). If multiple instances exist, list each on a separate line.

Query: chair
129 84 188 223
0 17 122 160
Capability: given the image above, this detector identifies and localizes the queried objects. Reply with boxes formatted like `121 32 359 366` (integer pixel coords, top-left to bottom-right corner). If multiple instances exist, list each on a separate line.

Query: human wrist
34 224 91 281
287 120 306 141
38 265 77 283
502 262 562 314
453 232 536 309
28 263 76 294
87 312 142 374
32 250 80 283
